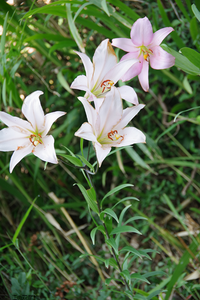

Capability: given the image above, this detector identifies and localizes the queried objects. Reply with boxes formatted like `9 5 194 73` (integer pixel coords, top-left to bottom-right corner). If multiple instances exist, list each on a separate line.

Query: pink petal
33 135 58 164
112 38 135 52
150 27 174 47
22 91 45 131
78 97 97 127
98 87 122 137
150 46 175 69
104 57 139 85
116 127 146 147
138 59 149 92
117 86 138 105
120 53 142 82
94 143 111 167
43 111 66 136
10 143 33 173
131 17 153 46
0 111 32 132
74 51 93 84
0 128 29 151
115 104 145 130
92 39 117 88
75 122 98 144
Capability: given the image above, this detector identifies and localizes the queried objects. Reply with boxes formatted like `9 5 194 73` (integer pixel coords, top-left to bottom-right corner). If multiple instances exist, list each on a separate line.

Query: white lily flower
0 91 66 173
75 87 145 166
71 39 139 110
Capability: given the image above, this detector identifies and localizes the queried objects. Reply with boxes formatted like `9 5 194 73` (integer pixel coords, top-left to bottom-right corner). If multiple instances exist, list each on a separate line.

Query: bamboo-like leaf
180 47 200 69
120 246 143 259
101 183 133 207
110 226 142 236
100 208 119 223
90 225 105 244
192 4 200 22
106 237 118 255
57 70 75 95
75 183 99 214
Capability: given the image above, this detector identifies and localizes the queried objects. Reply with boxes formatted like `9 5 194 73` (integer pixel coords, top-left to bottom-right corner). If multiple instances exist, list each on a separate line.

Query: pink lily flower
112 17 175 92
0 91 66 173
71 39 139 110
75 87 145 166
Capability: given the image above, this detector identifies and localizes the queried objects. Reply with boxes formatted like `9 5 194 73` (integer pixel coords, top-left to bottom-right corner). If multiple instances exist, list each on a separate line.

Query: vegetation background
1 0 200 299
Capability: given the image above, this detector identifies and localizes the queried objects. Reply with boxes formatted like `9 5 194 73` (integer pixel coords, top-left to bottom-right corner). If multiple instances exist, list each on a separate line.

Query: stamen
29 134 43 147
100 80 114 93
108 130 123 142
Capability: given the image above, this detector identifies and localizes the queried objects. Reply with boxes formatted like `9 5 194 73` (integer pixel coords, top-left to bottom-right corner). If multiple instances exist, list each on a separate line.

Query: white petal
43 111 66 136
138 59 149 92
115 104 145 130
116 127 146 147
98 87 123 137
0 128 29 151
75 122 100 146
117 86 138 105
74 51 93 85
10 144 33 173
78 97 97 127
94 143 111 167
33 135 58 164
93 97 104 112
70 75 90 92
0 111 32 132
92 39 117 88
104 58 139 84
22 91 45 131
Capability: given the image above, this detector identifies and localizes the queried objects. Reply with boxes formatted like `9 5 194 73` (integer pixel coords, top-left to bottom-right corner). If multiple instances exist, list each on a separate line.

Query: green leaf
104 257 118 269
192 4 200 22
180 47 200 69
57 70 75 95
119 205 132 226
49 40 77 54
120 270 131 284
12 197 38 244
125 147 155 173
131 273 150 284
174 0 190 21
120 246 143 259
0 243 13 252
90 225 105 244
59 154 83 167
77 155 94 172
24 33 68 42
101 183 133 207
124 216 147 225
106 237 119 255
0 12 9 61
100 208 119 223
110 226 142 236
66 3 85 53
112 197 139 209
75 184 99 214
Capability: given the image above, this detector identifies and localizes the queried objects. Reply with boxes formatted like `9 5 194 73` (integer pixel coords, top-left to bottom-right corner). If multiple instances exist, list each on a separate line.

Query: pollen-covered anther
29 134 43 147
108 130 124 142
100 80 114 93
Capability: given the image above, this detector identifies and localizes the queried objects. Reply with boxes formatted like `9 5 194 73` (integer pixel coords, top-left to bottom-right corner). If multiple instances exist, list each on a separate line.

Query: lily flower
70 39 139 110
75 87 145 166
112 17 175 92
0 91 66 173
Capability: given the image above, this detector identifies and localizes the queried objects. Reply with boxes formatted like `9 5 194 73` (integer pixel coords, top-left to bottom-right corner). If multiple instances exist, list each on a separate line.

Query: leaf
104 257 118 269
101 183 133 207
12 197 38 244
59 154 83 167
77 155 94 172
90 225 105 244
49 40 77 54
192 4 200 22
120 270 131 284
106 237 119 255
75 184 99 214
124 216 147 225
100 208 119 223
131 273 150 284
180 47 200 69
66 3 85 53
57 70 75 95
125 147 155 173
110 226 142 236
119 205 132 225
120 246 143 259
112 197 139 209
0 12 9 61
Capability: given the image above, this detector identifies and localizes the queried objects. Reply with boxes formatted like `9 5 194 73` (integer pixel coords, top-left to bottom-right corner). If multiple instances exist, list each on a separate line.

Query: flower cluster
0 17 174 172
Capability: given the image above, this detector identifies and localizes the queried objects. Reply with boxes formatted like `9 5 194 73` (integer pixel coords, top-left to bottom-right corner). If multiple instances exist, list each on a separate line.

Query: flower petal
78 97 97 126
150 46 175 69
98 87 122 137
33 135 58 164
117 86 138 105
94 143 111 167
75 122 98 144
74 51 93 85
70 75 89 92
138 59 149 92
116 127 146 147
120 53 142 82
115 104 145 130
0 128 29 151
43 111 66 136
131 17 153 46
0 111 32 132
112 38 135 52
22 90 45 131
92 39 117 88
150 27 174 46
10 143 33 173
104 57 139 85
